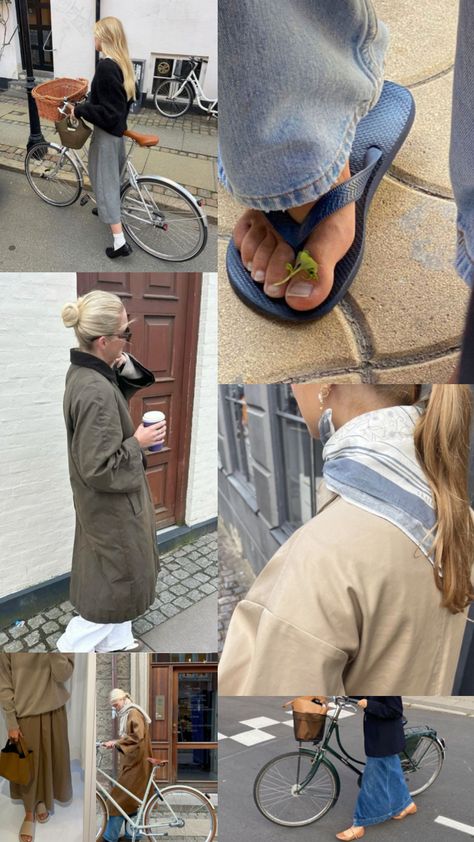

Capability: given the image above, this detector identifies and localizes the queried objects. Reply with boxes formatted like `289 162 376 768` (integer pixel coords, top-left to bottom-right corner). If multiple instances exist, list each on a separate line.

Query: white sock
113 232 126 250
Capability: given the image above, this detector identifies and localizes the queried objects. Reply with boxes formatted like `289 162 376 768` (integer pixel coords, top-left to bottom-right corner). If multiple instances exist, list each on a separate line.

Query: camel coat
219 486 471 695
64 350 160 623
110 707 152 816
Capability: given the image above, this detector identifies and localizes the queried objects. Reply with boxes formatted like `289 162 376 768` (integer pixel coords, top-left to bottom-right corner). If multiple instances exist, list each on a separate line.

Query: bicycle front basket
293 711 326 743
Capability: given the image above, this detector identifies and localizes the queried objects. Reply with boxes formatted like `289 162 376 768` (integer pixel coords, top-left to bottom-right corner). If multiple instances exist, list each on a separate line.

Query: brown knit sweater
0 654 74 730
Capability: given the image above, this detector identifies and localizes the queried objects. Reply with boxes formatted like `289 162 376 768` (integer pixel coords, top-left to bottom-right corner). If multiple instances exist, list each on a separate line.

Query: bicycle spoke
254 752 337 826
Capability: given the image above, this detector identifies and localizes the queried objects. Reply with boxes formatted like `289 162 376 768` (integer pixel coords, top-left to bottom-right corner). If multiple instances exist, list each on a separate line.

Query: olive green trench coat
64 350 159 623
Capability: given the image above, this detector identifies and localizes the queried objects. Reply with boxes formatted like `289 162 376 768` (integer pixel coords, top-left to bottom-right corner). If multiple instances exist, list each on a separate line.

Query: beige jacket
219 488 470 695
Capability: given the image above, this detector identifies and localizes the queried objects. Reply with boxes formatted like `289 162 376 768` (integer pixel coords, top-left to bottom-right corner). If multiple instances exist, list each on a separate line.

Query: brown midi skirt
10 705 72 811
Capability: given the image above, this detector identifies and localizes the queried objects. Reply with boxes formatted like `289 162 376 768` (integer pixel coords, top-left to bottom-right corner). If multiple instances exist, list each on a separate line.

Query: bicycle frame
96 751 184 836
295 704 365 794
169 70 217 115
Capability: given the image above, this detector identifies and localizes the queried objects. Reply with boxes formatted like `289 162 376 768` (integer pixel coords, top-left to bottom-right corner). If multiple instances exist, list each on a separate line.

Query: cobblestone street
0 531 217 652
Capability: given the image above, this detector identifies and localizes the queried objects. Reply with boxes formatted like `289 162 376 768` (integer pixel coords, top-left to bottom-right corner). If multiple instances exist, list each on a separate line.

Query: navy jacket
363 697 406 758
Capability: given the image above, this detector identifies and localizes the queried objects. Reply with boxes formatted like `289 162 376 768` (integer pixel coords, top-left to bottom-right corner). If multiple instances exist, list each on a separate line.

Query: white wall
51 0 217 99
185 273 217 526
0 274 76 599
0 0 22 79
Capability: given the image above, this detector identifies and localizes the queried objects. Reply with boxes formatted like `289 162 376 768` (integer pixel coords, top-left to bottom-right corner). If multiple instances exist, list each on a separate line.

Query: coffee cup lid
143 411 165 422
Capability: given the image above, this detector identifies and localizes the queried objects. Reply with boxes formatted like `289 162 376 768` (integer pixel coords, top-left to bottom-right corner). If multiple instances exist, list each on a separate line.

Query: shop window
223 385 256 497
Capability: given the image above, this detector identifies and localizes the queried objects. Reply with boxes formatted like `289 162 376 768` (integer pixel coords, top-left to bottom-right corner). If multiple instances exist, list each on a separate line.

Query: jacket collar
70 349 118 384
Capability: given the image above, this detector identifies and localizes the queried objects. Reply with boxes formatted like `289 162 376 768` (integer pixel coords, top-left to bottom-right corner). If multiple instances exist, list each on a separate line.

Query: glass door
172 666 217 787
25 1 53 71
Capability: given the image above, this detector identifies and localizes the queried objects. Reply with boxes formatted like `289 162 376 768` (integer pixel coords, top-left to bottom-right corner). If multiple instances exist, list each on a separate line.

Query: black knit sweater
75 58 132 137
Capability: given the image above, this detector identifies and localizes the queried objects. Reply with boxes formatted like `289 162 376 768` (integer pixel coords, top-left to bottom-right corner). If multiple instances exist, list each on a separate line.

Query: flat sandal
19 818 35 842
35 802 49 823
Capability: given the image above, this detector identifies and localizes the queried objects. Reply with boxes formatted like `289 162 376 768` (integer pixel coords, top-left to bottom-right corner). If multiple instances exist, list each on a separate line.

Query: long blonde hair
62 290 124 348
374 385 474 614
94 17 136 101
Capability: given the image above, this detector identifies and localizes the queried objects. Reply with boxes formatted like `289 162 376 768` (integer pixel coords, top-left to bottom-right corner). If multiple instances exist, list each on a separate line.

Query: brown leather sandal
393 802 417 820
336 828 365 840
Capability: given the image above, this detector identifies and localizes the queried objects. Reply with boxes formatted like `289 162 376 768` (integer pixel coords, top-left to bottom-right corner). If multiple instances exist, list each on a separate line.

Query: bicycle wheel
254 751 338 827
25 142 82 206
154 80 193 118
143 785 216 842
121 177 207 261
96 792 108 840
401 736 444 795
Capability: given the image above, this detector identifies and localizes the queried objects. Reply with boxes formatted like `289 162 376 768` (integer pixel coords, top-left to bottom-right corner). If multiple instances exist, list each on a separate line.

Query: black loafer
105 242 133 259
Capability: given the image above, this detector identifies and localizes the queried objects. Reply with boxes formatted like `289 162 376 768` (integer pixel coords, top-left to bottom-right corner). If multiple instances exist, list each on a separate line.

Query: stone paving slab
375 0 458 86
218 240 361 383
392 71 453 198
372 353 459 383
349 178 468 362
0 532 217 652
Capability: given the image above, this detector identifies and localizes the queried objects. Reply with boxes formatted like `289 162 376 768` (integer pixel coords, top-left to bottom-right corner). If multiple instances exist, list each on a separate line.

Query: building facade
0 1 217 100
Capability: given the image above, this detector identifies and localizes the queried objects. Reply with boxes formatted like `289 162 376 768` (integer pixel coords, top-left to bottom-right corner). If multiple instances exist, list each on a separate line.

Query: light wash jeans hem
455 233 474 287
219 89 383 212
353 795 412 827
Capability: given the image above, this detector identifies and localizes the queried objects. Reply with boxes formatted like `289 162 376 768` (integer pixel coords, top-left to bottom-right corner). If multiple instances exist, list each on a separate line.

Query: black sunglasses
90 327 133 342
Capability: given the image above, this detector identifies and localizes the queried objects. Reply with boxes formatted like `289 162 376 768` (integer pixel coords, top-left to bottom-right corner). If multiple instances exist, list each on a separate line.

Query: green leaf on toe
273 250 319 286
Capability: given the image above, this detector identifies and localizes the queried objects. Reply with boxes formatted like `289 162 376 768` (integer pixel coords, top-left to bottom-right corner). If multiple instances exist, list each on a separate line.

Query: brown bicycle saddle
123 129 159 147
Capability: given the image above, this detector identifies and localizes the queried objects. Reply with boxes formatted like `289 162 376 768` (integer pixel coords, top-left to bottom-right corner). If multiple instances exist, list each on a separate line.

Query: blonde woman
219 385 474 695
68 17 136 258
101 688 152 842
0 654 74 842
56 290 166 653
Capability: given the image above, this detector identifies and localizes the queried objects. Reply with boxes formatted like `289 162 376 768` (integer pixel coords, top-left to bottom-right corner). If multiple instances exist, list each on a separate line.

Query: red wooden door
77 273 202 527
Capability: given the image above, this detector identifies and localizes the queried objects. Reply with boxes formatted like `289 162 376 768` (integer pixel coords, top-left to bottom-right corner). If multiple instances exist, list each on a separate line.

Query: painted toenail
288 281 314 297
266 284 283 296
253 270 265 282
246 262 253 272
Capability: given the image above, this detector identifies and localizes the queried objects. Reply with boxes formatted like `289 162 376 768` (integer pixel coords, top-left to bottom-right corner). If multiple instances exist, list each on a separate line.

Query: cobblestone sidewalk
218 521 255 653
0 532 217 652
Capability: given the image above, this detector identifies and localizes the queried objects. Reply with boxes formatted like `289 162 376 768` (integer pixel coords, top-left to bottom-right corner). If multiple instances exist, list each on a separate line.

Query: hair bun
62 302 80 328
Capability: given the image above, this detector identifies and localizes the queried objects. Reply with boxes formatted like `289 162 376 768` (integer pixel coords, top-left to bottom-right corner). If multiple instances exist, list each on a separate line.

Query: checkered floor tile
219 704 356 746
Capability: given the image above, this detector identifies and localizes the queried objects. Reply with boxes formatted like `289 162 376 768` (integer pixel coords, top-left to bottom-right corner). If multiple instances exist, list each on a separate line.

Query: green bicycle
253 696 446 827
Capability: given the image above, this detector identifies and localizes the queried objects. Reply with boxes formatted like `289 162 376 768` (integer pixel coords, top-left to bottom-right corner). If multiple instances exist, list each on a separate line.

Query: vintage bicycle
253 696 446 827
96 742 217 842
154 58 217 119
24 97 208 262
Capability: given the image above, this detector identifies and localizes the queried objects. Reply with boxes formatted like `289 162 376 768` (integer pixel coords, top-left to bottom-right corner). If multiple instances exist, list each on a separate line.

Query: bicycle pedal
79 194 89 206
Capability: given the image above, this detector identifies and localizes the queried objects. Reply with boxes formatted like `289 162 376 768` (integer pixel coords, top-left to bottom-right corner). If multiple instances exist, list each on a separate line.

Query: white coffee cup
142 410 166 452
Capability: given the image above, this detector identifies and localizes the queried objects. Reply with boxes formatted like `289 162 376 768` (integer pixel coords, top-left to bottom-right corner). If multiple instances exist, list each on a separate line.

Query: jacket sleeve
219 524 363 695
70 384 144 493
75 60 125 127
0 655 18 730
116 710 146 755
115 353 155 402
50 654 75 684
365 697 403 719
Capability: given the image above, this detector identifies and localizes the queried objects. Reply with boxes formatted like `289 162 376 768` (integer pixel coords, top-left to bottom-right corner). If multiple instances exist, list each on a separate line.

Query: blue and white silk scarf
319 404 436 564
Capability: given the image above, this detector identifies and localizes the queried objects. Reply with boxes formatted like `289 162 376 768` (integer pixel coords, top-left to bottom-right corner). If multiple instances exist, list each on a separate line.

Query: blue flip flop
226 80 415 323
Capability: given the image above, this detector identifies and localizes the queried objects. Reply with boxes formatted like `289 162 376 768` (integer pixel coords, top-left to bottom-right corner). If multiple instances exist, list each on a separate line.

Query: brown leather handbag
283 696 328 743
54 114 91 149
0 736 34 785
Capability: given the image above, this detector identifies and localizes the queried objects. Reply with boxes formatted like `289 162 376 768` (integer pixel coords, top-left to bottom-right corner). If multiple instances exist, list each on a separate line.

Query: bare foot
233 161 355 311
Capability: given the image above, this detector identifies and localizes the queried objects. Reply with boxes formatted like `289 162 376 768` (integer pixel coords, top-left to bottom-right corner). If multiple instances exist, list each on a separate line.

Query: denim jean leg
103 814 125 842
219 0 388 211
353 756 412 827
450 0 474 286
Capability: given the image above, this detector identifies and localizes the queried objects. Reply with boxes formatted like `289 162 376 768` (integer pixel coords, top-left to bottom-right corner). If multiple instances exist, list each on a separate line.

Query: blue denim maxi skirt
353 755 412 827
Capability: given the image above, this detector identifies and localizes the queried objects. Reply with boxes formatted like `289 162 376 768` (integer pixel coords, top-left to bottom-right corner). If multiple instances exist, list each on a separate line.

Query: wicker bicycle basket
283 697 327 743
32 78 88 121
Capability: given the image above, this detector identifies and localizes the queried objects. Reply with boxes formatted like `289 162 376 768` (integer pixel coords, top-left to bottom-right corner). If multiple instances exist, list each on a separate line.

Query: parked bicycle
96 742 217 842
24 97 208 262
154 58 217 119
253 696 446 827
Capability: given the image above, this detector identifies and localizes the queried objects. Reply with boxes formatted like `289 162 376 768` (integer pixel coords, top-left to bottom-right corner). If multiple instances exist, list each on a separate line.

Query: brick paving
0 532 217 652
